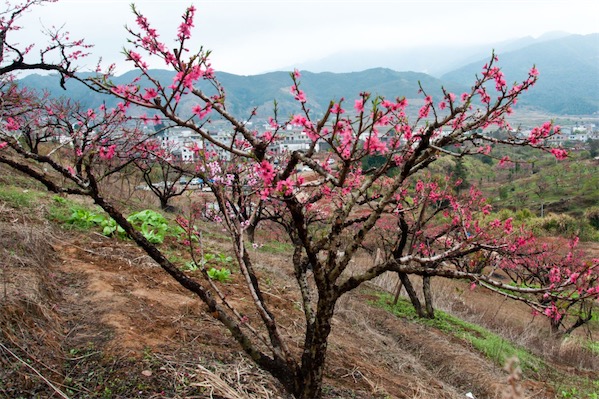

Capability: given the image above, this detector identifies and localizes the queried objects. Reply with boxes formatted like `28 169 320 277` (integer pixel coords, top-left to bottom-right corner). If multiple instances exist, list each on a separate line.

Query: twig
0 342 71 399
64 351 102 361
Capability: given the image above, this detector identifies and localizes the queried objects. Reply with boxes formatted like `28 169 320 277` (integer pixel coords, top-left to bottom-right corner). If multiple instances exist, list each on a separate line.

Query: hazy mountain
18 33 599 117
441 33 599 115
286 32 573 77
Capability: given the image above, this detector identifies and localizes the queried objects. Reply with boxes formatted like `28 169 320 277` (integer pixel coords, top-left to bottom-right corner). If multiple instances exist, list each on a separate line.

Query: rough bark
295 296 336 399
422 276 435 319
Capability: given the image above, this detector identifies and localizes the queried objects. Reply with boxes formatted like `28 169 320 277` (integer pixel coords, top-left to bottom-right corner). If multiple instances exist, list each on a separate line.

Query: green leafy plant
207 267 232 282
216 253 233 264
203 253 216 263
181 261 199 271
68 208 106 229
100 217 124 237
66 207 174 244
126 210 169 244
181 253 232 283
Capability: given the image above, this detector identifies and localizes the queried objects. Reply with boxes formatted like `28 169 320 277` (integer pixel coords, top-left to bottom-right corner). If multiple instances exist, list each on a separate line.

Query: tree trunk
295 297 336 399
245 223 256 243
159 196 169 210
422 276 435 319
395 272 426 318
550 318 561 335
393 278 403 304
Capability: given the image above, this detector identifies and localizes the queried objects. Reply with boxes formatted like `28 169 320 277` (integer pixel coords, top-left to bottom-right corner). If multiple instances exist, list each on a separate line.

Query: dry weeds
0 221 66 397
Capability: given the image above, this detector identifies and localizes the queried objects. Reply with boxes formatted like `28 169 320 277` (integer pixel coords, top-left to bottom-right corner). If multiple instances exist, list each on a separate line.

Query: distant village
152 120 599 163
546 123 599 146
153 121 325 163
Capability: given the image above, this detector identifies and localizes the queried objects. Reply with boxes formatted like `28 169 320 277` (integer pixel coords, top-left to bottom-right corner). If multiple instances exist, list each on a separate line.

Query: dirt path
56 241 201 352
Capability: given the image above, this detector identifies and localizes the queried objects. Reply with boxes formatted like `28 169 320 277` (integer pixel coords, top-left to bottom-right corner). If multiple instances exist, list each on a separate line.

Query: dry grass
153 353 288 399
0 220 66 397
356 249 599 374
502 357 524 399
0 222 59 324
332 288 484 399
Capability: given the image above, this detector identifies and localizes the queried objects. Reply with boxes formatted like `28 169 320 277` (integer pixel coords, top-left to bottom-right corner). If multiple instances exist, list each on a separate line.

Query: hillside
18 68 467 120
1 166 598 398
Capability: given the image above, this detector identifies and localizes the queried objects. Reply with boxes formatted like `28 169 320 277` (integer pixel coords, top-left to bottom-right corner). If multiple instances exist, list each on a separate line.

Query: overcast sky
16 0 599 75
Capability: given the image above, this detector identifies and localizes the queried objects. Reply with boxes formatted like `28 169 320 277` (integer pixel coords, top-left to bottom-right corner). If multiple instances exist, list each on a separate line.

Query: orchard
1 2 597 398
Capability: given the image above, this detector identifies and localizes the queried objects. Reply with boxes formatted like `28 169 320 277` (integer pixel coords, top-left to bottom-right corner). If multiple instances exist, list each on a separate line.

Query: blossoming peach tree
1 2 597 398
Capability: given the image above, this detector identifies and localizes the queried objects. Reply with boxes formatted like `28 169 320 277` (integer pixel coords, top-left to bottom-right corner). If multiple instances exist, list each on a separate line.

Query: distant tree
134 142 191 211
588 139 599 158
1 3 597 399
533 175 551 217
501 237 597 334
451 157 469 194
477 153 494 165
362 154 387 171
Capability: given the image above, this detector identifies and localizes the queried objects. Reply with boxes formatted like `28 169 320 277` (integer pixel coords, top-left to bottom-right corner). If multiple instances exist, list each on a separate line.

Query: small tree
500 236 598 334
133 142 190 211
1 3 598 399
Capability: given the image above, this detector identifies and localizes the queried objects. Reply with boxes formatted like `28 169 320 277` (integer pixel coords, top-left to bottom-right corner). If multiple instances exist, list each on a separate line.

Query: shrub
529 213 599 241
515 208 534 221
584 207 599 230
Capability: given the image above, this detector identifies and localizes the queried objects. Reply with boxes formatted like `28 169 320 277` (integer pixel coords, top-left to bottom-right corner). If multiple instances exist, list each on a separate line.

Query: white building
155 127 203 162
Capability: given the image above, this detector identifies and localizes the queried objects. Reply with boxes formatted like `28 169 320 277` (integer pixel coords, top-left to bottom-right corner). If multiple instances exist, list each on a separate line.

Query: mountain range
442 34 599 115
18 33 599 118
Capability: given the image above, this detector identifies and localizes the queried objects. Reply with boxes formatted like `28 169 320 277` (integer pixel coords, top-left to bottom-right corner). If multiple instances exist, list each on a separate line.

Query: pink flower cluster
418 96 432 118
363 134 387 155
255 160 275 186
5 117 20 131
192 103 212 119
550 148 568 160
528 122 555 145
177 5 196 41
99 144 117 160
381 98 408 111
291 85 307 103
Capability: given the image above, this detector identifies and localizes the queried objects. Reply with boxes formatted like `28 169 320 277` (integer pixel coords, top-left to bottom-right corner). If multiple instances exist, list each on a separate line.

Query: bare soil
0 201 597 398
